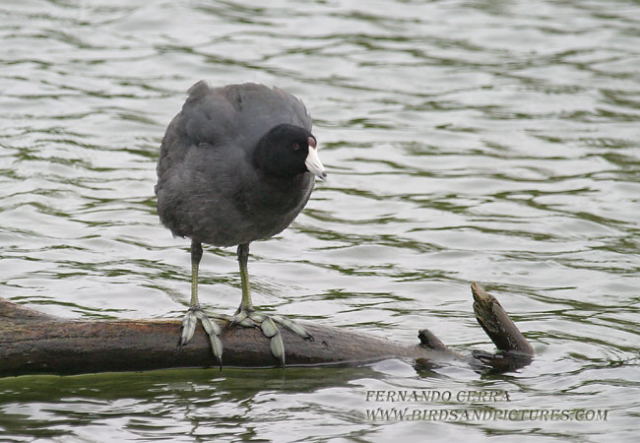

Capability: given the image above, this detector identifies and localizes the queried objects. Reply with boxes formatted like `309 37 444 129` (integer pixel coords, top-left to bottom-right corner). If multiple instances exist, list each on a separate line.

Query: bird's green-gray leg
238 242 253 314
180 240 223 366
230 243 313 367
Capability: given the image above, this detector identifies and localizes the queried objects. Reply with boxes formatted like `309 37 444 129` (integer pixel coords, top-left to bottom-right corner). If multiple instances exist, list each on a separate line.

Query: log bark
470 282 534 371
0 282 532 376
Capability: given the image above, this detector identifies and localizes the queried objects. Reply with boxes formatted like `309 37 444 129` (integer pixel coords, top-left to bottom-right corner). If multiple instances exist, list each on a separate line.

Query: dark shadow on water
0 366 382 404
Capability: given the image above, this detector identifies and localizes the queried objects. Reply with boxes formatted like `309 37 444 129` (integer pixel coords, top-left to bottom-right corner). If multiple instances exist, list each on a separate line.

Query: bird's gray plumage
155 81 314 247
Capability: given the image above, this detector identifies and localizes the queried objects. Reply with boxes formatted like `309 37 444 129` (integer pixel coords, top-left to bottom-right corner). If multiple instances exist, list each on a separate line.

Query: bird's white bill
305 147 327 181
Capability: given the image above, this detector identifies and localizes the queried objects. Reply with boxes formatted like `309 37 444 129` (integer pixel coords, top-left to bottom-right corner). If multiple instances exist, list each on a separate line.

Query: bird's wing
189 81 311 148
157 81 312 179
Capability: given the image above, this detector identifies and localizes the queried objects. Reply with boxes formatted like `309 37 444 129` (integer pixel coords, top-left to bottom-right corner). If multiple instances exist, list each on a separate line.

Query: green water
1 0 639 441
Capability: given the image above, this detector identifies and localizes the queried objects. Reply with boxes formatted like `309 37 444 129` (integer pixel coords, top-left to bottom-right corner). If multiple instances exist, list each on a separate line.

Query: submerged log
0 283 533 376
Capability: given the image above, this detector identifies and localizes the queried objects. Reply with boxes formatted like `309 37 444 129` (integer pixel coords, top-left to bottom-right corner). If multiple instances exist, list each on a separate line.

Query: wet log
0 283 532 376
470 282 534 371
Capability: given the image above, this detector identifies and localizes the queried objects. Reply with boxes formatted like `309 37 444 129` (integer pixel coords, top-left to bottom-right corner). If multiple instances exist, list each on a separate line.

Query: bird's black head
253 124 326 180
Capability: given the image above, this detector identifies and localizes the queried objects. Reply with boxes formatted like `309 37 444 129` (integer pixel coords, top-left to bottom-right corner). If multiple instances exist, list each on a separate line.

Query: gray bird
155 81 326 366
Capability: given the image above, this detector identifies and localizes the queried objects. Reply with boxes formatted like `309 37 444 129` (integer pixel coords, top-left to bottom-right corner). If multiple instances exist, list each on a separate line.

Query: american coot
155 81 326 366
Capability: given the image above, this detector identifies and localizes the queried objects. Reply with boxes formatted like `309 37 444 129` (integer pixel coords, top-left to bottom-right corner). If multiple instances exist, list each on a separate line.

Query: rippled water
2 0 639 441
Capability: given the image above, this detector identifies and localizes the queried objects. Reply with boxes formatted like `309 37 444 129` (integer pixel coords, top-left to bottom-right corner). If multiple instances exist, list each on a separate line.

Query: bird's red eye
292 143 300 151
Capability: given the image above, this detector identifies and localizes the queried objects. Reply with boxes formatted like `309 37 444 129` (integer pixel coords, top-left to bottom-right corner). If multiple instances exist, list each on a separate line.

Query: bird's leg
190 240 203 308
237 242 253 314
230 243 259 327
230 243 313 367
180 240 223 366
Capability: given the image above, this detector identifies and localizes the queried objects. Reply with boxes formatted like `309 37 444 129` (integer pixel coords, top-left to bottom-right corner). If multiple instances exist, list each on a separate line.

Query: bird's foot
230 308 313 367
180 305 224 367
